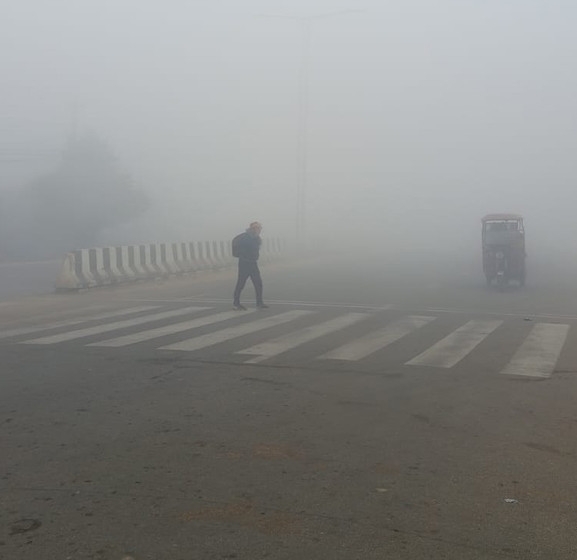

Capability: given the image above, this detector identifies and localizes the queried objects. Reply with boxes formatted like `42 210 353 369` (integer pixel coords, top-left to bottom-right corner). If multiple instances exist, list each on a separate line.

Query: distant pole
258 10 362 245
296 20 311 244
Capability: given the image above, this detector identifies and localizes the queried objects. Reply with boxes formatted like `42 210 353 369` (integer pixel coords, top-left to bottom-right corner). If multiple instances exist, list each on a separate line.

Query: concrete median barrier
55 237 285 291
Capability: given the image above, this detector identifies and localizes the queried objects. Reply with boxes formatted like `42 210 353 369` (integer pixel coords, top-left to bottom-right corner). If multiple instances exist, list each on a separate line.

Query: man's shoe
233 303 247 310
257 303 269 309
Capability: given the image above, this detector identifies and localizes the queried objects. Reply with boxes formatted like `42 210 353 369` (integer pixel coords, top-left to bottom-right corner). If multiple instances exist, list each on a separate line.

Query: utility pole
296 19 311 244
258 10 362 245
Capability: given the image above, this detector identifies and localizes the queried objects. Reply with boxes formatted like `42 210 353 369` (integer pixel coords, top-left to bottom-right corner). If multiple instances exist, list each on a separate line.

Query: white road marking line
160 310 313 352
424 307 577 321
21 307 210 345
0 306 160 340
406 319 503 368
501 323 570 378
238 312 369 364
255 301 393 310
89 310 255 347
319 315 436 361
130 298 393 311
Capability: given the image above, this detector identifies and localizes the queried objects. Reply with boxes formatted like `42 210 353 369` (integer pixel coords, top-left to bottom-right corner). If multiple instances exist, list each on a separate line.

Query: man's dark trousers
233 259 263 306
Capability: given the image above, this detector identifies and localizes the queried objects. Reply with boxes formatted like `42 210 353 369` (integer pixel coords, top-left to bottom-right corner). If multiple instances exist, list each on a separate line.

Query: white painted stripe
152 298 393 311
80 249 95 286
406 319 503 368
320 315 436 361
95 248 106 283
22 307 210 345
259 301 393 311
0 306 159 339
130 245 147 277
140 245 154 274
106 247 122 280
117 246 132 279
238 312 369 363
160 310 313 352
501 323 570 378
89 309 255 347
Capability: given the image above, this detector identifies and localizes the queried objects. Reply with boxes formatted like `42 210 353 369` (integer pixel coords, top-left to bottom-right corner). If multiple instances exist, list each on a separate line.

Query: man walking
232 221 268 310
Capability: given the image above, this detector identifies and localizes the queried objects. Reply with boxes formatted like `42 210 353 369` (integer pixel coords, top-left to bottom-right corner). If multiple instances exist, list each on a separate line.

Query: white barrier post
55 253 83 290
103 247 123 283
139 245 156 276
149 244 165 276
220 240 234 267
211 240 225 269
128 245 147 279
179 243 193 273
115 246 133 282
77 249 96 287
188 242 202 271
198 241 211 270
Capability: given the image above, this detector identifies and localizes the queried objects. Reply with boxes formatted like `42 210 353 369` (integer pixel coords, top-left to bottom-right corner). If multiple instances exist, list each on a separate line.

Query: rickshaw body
482 214 526 288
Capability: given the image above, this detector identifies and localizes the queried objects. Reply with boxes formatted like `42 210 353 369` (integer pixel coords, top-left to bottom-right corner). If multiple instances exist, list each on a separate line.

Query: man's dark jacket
235 232 261 262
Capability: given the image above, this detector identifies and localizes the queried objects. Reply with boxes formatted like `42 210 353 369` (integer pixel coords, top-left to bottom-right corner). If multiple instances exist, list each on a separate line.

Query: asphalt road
2 251 577 559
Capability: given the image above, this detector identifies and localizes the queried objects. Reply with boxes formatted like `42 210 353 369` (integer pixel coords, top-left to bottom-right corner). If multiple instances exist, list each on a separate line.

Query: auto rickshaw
482 214 526 289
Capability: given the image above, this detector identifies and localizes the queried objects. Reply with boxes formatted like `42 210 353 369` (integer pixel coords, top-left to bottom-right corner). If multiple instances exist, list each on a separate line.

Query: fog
1 0 576 264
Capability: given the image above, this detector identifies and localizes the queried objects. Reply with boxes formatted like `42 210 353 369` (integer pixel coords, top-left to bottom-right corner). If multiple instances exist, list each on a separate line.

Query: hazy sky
2 0 576 248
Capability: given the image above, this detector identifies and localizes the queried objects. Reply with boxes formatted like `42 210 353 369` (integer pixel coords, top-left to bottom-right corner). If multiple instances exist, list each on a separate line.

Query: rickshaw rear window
484 220 520 231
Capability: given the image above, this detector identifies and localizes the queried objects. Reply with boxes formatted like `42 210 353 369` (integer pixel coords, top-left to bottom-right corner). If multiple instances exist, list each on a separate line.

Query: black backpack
231 233 243 258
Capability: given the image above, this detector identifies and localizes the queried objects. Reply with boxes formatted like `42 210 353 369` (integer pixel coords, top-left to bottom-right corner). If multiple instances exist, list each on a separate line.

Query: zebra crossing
319 315 435 361
1 303 574 378
406 319 503 368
